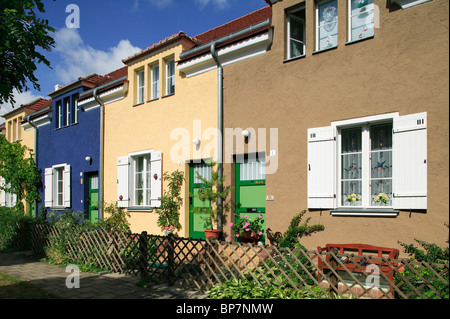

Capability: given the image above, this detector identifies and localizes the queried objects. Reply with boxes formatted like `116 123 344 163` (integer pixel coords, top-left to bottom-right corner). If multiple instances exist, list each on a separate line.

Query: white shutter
150 151 162 208
11 194 17 207
44 168 53 207
0 177 6 206
307 126 336 209
393 112 427 210
117 156 130 208
63 164 71 208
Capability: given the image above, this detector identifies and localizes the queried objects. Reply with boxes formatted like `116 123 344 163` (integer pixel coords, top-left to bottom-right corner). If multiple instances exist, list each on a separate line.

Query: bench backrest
317 243 399 259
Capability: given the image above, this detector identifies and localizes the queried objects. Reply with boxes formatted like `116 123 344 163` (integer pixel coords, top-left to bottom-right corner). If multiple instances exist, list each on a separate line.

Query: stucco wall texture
222 0 449 253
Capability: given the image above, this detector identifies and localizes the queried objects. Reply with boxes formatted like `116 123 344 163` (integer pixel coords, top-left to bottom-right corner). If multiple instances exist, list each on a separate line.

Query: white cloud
53 28 142 84
135 0 229 10
195 0 230 10
0 90 44 125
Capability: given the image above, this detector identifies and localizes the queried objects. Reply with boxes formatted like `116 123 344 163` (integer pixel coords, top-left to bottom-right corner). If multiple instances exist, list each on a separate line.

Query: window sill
162 93 175 99
127 206 153 212
132 102 145 108
330 208 399 217
283 54 306 64
146 98 159 103
345 35 374 46
312 45 338 55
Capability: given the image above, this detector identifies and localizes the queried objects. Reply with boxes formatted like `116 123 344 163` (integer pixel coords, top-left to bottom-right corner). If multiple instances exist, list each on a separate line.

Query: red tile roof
122 32 198 65
78 66 129 100
179 5 272 62
47 73 107 96
193 5 272 44
103 66 128 82
1 97 52 119
21 98 52 111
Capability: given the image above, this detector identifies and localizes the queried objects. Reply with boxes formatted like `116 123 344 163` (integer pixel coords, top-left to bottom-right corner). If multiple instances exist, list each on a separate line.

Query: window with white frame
64 97 70 127
136 69 145 104
151 64 160 100
286 6 306 59
54 166 64 206
339 123 393 208
73 93 79 124
348 0 375 42
56 101 62 129
0 177 17 207
316 0 338 51
165 58 175 95
307 112 427 215
117 150 162 209
133 154 151 206
44 164 71 208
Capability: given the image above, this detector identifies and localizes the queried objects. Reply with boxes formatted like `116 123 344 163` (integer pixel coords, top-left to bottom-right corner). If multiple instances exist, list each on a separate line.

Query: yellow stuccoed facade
1 107 38 215
103 36 218 236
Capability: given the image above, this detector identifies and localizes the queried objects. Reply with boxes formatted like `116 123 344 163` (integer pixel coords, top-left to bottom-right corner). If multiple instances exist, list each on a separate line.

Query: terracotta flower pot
204 229 221 240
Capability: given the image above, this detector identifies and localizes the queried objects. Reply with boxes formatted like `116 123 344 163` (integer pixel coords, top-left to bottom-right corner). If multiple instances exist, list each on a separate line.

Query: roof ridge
193 5 271 43
122 31 197 64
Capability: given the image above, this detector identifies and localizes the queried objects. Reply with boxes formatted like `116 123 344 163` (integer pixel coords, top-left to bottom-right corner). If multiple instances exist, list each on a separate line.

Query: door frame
188 160 212 239
86 172 99 223
234 153 266 241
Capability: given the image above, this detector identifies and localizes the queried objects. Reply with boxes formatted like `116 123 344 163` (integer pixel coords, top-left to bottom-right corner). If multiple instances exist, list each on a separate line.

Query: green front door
189 162 212 239
88 174 99 223
235 156 266 241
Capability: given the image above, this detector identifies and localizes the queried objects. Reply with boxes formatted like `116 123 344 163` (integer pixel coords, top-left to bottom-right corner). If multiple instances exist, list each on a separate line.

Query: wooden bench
317 243 399 290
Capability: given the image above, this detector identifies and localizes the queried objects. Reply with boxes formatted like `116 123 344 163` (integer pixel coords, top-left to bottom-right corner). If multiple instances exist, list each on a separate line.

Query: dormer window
165 59 175 96
56 101 62 129
348 0 375 42
137 69 145 104
151 64 160 100
64 97 70 127
286 6 306 59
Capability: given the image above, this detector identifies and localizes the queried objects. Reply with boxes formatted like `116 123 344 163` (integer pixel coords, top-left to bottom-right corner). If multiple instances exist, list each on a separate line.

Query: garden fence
30 223 449 299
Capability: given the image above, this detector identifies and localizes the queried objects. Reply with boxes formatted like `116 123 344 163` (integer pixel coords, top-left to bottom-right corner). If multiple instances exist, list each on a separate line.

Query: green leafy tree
0 135 41 211
0 0 55 106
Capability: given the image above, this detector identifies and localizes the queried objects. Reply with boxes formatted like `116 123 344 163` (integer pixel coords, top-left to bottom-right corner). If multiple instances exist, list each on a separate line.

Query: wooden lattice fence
30 223 449 299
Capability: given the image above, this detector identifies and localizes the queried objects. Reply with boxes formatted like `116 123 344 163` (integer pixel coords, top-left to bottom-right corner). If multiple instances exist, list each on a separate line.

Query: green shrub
207 276 323 299
99 202 131 233
396 224 449 299
0 206 33 252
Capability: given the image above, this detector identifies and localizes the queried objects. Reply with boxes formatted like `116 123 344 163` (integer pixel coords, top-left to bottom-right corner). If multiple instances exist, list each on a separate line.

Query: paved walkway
0 252 208 299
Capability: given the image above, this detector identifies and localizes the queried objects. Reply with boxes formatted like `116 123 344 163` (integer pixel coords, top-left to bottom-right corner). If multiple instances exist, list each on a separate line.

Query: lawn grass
0 272 59 299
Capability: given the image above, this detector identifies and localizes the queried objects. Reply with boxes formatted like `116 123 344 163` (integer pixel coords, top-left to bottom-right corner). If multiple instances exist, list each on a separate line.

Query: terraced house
101 6 272 238
1 98 51 214
222 0 448 252
25 69 127 222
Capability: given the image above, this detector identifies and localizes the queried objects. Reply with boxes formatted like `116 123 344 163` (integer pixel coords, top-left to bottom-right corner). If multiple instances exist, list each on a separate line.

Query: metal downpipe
210 42 224 232
93 88 104 220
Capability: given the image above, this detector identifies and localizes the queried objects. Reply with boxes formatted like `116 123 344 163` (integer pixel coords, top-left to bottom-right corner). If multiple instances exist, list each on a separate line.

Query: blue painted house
24 71 125 222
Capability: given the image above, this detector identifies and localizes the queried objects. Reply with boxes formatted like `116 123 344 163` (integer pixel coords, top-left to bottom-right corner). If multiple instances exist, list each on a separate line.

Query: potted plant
153 170 184 235
191 161 232 240
230 213 265 244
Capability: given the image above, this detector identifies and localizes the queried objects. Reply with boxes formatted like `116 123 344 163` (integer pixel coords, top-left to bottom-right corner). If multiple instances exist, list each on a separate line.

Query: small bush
396 224 449 299
207 276 321 299
0 206 33 252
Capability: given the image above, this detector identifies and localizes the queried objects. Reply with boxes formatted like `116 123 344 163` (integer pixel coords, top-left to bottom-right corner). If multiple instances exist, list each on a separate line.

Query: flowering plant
229 213 265 239
164 225 174 236
375 192 388 204
346 193 359 202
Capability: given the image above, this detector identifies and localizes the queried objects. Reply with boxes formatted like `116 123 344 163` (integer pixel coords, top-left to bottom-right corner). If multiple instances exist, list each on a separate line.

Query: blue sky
0 0 268 123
